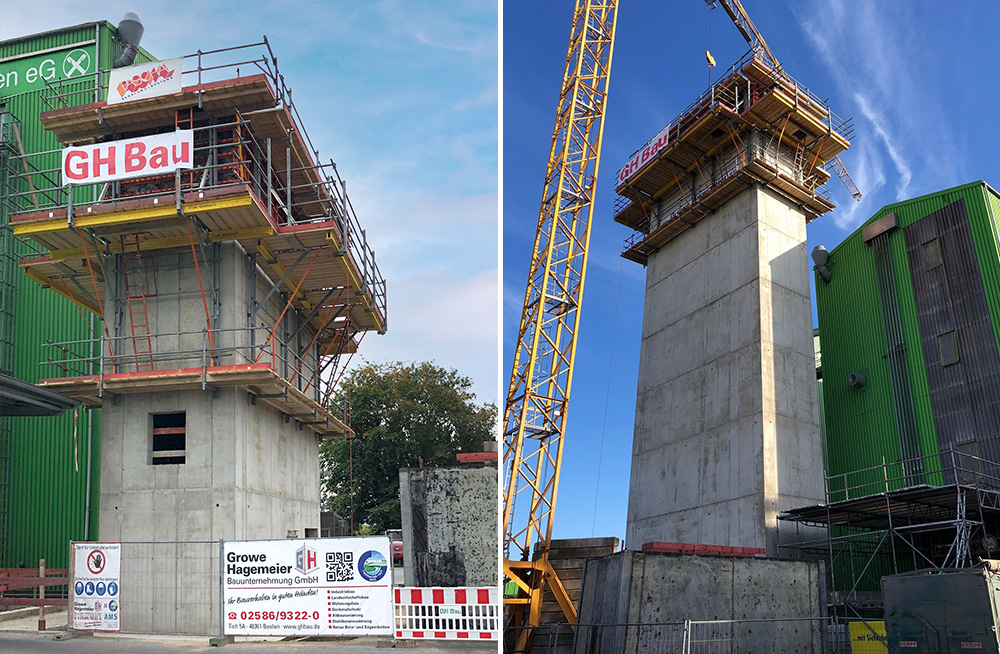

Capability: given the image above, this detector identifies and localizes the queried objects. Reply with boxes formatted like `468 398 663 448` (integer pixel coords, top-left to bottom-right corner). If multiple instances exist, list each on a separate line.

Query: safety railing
1 116 385 324
618 138 827 241
505 617 872 654
39 40 339 214
39 326 349 414
825 449 1000 503
617 49 853 184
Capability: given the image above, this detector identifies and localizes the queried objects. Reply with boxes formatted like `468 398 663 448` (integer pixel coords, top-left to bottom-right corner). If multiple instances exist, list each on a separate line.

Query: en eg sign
62 130 194 185
72 542 121 632
0 47 93 94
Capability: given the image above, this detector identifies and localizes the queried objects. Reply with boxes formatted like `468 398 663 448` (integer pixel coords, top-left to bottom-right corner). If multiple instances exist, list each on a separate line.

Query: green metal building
816 181 1000 488
0 21 154 567
805 181 1000 597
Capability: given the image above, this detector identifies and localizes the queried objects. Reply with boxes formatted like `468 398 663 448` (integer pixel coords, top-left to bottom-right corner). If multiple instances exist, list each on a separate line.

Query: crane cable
591 254 626 537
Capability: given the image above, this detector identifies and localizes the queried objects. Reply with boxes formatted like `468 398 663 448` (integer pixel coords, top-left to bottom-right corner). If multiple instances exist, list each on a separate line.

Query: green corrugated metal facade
817 181 1000 483
816 181 1000 593
0 21 154 568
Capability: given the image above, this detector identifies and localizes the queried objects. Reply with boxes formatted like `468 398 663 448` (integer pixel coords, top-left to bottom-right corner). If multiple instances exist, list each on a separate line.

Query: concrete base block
208 635 234 647
578 550 825 654
53 630 93 640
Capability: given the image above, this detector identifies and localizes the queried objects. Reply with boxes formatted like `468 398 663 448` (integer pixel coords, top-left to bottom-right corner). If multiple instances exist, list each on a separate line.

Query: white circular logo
63 49 91 78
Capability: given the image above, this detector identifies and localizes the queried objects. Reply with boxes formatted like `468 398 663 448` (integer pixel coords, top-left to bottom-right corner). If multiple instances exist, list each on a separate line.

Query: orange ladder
121 234 156 371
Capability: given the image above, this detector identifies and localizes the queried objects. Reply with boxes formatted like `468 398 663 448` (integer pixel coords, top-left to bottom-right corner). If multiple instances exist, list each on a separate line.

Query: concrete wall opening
150 412 186 465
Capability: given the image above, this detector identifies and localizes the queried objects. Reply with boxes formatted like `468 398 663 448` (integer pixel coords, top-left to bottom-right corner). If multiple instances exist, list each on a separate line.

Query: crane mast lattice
502 0 618 636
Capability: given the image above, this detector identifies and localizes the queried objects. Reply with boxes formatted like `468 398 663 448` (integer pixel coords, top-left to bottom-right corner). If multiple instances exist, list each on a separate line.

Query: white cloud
795 0 963 230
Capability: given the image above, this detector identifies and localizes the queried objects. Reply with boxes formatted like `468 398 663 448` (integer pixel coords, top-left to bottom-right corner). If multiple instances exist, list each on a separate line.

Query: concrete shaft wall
576 551 824 654
99 241 324 544
626 183 823 555
399 463 498 587
106 242 320 395
99 387 321 542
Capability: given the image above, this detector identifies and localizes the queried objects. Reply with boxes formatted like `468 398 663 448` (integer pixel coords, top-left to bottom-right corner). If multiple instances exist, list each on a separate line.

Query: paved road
0 631 497 653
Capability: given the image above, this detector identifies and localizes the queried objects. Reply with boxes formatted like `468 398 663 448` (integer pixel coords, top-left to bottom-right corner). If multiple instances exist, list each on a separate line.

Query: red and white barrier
393 586 498 640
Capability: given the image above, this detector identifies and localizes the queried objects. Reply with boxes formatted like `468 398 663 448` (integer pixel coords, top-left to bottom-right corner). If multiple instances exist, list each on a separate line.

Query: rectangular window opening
938 331 959 367
922 237 943 269
151 412 186 465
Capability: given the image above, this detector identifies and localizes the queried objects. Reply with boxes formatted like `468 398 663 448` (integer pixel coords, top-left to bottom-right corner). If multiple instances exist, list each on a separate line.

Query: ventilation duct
112 13 145 69
811 245 832 283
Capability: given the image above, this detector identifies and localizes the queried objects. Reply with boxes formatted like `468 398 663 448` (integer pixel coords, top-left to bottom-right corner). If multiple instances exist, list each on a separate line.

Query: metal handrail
1 118 386 323
825 450 1000 503
618 49 853 176
40 326 348 418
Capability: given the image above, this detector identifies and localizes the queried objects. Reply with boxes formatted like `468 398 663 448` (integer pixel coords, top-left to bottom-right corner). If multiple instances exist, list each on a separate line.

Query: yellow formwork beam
40 225 275 265
23 268 102 316
12 193 255 237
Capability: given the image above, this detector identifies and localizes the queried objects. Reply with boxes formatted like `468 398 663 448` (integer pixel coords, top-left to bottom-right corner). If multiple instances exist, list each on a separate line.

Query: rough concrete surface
576 550 824 654
626 183 825 555
96 242 327 636
399 464 497 587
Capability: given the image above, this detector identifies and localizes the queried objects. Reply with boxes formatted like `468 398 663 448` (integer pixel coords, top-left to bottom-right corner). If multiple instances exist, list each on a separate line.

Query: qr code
326 551 354 582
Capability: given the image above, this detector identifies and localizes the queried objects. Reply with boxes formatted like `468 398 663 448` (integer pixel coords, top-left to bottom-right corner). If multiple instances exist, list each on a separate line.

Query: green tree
320 361 496 534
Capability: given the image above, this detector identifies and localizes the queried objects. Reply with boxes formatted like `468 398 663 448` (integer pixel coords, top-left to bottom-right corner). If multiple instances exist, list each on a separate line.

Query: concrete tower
614 54 850 555
6 50 386 542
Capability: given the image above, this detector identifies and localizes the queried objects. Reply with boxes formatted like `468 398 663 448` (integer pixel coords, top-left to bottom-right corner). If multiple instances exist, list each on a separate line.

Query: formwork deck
614 54 849 263
779 484 1000 531
620 157 835 264
12 183 384 336
38 363 352 437
39 75 277 144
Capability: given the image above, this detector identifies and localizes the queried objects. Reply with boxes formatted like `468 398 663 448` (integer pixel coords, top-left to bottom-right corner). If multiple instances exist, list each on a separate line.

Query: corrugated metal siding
0 20 150 568
0 24 99 60
817 183 1000 492
903 198 1000 474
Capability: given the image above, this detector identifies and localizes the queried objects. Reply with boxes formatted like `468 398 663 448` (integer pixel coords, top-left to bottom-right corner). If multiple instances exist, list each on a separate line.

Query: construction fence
55 540 500 641
72 540 220 636
506 617 886 654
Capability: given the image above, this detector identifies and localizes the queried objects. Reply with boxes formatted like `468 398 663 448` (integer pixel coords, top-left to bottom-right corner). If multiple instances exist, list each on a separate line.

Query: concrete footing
577 550 825 654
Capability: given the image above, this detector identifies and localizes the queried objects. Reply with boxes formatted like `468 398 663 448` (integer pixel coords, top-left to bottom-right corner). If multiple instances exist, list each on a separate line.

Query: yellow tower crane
502 0 618 642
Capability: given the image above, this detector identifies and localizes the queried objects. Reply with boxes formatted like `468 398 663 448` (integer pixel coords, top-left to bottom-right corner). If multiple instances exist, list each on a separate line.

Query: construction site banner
223 537 393 637
107 57 183 105
71 542 121 632
61 130 194 185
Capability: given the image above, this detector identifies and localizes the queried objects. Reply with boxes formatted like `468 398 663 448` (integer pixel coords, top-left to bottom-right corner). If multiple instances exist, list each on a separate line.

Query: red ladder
121 234 155 371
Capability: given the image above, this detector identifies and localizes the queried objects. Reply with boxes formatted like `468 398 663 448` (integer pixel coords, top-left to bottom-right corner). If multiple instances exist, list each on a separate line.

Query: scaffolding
0 109 17 565
612 50 855 265
0 41 386 438
778 450 1000 619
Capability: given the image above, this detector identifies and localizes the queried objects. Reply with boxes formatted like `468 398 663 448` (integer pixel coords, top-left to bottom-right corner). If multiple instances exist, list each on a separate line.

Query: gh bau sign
0 46 94 95
62 130 194 185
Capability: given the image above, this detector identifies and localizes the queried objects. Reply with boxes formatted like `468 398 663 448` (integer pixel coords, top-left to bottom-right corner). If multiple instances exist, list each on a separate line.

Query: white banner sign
72 542 121 632
107 57 183 105
617 123 673 185
223 537 393 636
62 130 194 185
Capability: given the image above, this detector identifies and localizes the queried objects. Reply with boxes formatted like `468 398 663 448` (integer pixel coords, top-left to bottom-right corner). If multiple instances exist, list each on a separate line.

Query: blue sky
0 0 499 405
504 1 995 545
